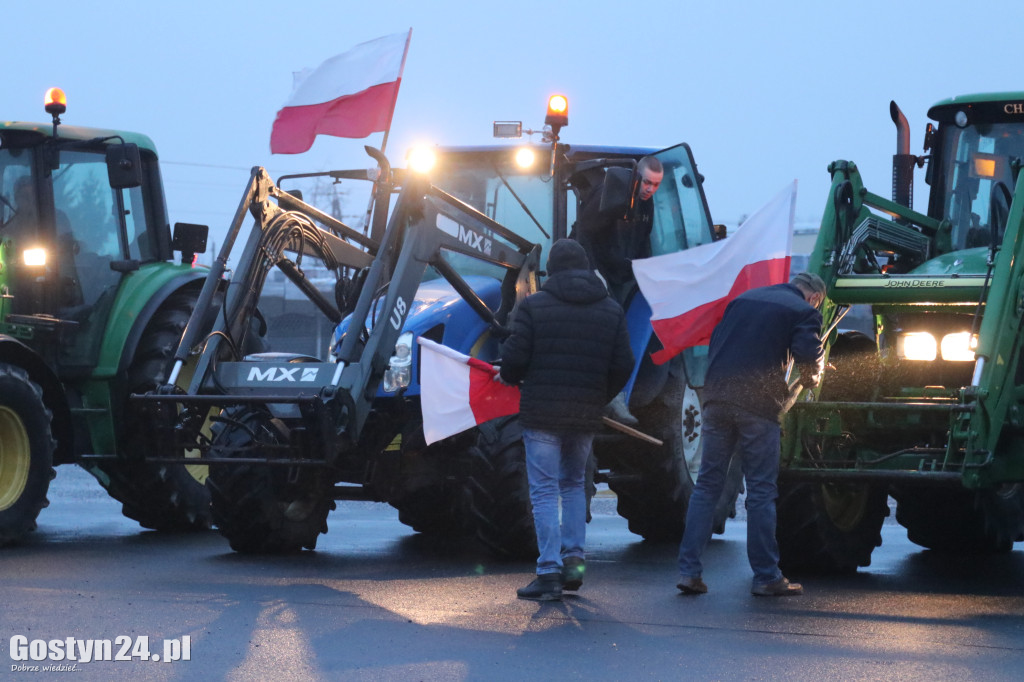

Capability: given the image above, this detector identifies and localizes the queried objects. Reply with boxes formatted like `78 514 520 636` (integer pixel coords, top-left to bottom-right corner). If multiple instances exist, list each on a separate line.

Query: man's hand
797 364 821 389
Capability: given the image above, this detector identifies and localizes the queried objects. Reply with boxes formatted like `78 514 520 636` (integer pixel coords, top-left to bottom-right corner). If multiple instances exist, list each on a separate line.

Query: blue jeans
677 401 783 587
522 428 593 576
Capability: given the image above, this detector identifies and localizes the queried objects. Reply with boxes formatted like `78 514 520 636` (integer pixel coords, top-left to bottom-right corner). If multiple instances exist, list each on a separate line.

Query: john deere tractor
0 89 212 544
779 93 1024 572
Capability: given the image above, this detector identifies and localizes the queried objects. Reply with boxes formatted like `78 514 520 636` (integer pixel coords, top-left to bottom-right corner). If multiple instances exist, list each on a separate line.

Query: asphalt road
2 466 1023 681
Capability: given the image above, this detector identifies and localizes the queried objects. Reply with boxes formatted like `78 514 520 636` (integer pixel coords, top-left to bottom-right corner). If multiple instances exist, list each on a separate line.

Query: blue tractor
137 98 744 555
337 98 745 556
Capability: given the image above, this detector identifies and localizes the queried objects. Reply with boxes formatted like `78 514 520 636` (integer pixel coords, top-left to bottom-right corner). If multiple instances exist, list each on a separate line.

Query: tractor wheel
207 408 335 553
607 379 743 541
892 484 1024 553
465 416 538 559
388 420 472 536
86 290 212 531
776 480 889 573
0 365 56 546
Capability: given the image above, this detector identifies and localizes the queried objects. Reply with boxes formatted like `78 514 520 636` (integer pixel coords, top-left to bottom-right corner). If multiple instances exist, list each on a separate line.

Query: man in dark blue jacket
500 239 634 601
676 272 825 597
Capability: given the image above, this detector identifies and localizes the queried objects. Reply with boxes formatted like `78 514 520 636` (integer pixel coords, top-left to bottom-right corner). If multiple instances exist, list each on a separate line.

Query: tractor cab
0 89 203 376
924 94 1024 253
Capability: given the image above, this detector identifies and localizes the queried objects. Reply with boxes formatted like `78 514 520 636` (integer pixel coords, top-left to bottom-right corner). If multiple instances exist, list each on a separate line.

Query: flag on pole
417 338 521 445
270 29 412 154
633 180 797 365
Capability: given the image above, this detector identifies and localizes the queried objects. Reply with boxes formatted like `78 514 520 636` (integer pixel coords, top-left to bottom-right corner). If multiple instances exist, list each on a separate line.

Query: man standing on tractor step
499 239 634 602
572 155 663 426
676 272 826 597
574 155 663 303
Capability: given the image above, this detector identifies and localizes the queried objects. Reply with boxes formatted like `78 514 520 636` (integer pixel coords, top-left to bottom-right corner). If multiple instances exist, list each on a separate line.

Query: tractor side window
122 184 148 261
51 151 123 312
940 123 1024 250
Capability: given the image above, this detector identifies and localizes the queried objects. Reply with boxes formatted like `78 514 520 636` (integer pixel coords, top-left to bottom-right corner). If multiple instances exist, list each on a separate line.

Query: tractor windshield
934 121 1024 251
421 147 560 283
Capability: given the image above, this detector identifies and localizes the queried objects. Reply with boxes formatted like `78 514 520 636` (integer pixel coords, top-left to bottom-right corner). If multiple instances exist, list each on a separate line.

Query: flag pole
363 28 412 235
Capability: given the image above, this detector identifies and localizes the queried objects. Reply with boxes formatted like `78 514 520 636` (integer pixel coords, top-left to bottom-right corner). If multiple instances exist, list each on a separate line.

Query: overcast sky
5 0 1022 248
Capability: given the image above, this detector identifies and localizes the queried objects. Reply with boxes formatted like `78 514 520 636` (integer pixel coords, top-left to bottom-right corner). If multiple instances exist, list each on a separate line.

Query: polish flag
270 30 412 154
633 181 796 365
417 338 521 445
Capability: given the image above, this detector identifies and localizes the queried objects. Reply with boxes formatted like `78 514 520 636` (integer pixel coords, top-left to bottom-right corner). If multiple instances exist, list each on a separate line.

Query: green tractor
0 89 213 544
781 93 1024 572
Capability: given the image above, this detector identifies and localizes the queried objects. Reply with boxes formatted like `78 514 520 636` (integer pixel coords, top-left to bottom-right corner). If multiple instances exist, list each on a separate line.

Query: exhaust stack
890 100 915 209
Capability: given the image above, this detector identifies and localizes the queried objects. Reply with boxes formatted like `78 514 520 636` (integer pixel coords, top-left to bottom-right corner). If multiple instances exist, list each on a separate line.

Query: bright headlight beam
514 147 535 169
940 332 977 362
898 332 937 361
407 147 437 174
23 248 47 267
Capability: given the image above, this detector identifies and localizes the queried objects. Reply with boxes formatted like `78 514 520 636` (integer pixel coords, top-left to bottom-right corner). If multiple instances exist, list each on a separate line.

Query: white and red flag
633 180 796 365
270 29 412 154
417 338 520 445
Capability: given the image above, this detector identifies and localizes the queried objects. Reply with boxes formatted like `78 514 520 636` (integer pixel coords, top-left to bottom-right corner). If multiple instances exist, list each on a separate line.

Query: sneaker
604 392 639 427
676 576 708 595
517 574 562 601
561 557 585 591
751 577 803 597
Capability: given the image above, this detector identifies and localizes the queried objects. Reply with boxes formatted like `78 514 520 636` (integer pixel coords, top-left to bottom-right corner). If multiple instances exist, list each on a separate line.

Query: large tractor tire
465 416 538 559
776 480 889 574
892 484 1024 553
607 379 743 541
85 291 212 531
207 408 335 553
0 365 56 546
386 418 472 536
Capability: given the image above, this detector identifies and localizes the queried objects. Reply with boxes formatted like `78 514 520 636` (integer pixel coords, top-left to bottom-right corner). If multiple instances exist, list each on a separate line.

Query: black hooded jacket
499 240 634 433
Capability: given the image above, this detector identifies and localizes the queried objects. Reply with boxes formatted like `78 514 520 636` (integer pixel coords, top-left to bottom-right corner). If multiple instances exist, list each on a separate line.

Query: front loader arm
333 173 541 440
965 162 1024 484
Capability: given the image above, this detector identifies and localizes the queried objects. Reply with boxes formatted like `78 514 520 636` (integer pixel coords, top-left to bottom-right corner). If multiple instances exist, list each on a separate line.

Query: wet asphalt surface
2 465 1023 681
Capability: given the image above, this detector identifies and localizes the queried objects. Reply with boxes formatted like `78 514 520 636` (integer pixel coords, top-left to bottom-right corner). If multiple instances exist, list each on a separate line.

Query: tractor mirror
106 143 143 189
599 166 636 218
172 222 209 265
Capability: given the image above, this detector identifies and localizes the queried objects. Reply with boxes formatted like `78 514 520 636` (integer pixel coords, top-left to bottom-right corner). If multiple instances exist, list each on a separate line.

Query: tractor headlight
382 332 414 393
23 248 47 267
897 332 936 361
407 146 437 175
897 331 977 362
939 332 977 362
514 147 536 169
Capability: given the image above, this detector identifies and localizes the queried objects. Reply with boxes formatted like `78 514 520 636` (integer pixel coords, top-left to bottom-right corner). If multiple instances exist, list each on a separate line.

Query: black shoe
517 574 562 601
561 557 585 591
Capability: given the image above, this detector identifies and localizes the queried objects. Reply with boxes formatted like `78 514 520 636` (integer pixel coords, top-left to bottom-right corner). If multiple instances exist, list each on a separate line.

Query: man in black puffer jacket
500 239 634 601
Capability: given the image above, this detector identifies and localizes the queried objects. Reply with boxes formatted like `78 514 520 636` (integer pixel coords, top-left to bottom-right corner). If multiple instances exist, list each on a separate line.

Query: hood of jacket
541 268 610 304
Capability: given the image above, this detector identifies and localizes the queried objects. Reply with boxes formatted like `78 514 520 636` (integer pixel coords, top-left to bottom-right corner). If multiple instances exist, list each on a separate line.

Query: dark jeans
677 401 784 587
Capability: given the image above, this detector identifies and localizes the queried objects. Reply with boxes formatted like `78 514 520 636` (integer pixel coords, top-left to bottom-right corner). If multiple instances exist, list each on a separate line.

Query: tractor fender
106 266 210 381
0 335 75 465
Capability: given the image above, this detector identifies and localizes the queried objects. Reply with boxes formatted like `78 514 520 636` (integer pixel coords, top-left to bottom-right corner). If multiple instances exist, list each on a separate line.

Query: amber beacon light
44 87 67 115
545 94 569 130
